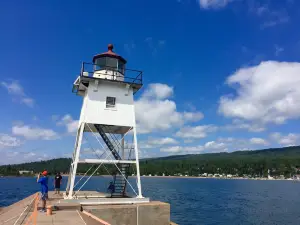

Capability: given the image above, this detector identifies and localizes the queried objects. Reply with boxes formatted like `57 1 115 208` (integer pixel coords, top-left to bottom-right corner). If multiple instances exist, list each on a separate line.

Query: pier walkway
0 191 177 225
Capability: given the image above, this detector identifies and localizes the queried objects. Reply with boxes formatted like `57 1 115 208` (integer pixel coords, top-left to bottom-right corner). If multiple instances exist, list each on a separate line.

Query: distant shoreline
136 175 297 181
1 175 298 181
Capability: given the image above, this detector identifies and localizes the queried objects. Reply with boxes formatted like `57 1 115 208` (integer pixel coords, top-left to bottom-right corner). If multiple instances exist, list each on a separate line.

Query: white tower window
106 96 116 108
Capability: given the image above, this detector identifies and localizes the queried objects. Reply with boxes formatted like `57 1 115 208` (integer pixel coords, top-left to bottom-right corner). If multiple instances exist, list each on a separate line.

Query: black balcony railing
80 62 143 86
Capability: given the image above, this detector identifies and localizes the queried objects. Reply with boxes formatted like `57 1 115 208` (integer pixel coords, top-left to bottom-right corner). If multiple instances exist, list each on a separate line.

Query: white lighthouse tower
66 44 148 204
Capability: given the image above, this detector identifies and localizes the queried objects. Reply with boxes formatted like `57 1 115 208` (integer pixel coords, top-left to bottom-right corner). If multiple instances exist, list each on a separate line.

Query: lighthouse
66 44 148 204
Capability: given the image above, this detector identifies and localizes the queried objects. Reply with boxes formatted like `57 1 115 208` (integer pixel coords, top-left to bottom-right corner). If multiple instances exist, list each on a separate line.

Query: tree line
1 146 300 178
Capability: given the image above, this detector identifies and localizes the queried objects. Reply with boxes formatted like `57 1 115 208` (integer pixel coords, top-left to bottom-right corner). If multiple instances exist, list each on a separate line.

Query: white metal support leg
66 126 81 194
121 134 125 159
67 123 85 199
133 126 143 198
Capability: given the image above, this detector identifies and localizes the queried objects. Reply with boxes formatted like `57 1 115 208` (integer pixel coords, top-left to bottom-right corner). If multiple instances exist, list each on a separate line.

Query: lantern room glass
94 57 125 74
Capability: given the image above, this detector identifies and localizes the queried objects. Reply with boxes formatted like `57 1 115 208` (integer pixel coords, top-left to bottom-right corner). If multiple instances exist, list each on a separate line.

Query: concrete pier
84 201 170 225
0 191 177 225
0 193 36 225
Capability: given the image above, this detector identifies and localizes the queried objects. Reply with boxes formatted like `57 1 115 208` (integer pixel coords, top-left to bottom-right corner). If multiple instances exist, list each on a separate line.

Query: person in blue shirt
37 170 48 212
107 181 115 195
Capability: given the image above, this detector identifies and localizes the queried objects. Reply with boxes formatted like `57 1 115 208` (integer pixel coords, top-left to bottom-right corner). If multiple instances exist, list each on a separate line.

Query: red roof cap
93 44 127 63
108 43 113 51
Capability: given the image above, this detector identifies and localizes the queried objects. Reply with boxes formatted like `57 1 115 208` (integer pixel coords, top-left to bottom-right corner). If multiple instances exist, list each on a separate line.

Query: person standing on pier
107 181 115 195
54 172 62 195
37 170 48 212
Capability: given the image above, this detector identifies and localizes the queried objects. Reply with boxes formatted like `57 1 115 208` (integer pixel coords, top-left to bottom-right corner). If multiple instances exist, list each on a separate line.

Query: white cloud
36 153 49 161
1 80 35 107
270 132 299 146
175 125 217 139
0 151 51 165
24 152 36 158
224 119 265 132
269 132 281 140
260 10 289 29
204 141 226 149
217 137 236 143
249 3 290 29
0 134 21 149
219 61 300 125
161 145 204 153
136 99 181 133
135 83 204 134
255 6 268 16
160 136 273 155
198 0 233 9
198 1 289 28
183 111 204 122
12 124 59 140
21 97 35 107
1 81 24 95
183 139 195 144
160 140 227 154
142 83 173 99
148 137 178 145
140 137 178 149
250 137 269 146
57 114 79 134
208 137 268 152
279 134 298 146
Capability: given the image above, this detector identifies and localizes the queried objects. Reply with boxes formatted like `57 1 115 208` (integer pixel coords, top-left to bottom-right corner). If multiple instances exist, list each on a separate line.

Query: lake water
1 177 300 225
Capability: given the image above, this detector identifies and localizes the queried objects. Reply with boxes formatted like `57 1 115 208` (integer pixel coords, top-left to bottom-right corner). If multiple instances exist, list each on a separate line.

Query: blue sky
1 0 300 164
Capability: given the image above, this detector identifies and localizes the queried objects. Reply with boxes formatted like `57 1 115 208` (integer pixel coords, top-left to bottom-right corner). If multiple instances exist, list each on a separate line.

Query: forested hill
1 146 300 177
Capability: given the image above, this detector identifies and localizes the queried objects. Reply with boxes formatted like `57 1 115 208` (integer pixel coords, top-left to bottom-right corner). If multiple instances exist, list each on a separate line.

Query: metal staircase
112 164 130 197
94 124 122 160
94 124 130 197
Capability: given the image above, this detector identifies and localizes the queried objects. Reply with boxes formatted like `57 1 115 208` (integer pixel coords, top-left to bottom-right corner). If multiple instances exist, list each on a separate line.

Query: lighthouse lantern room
66 44 148 204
